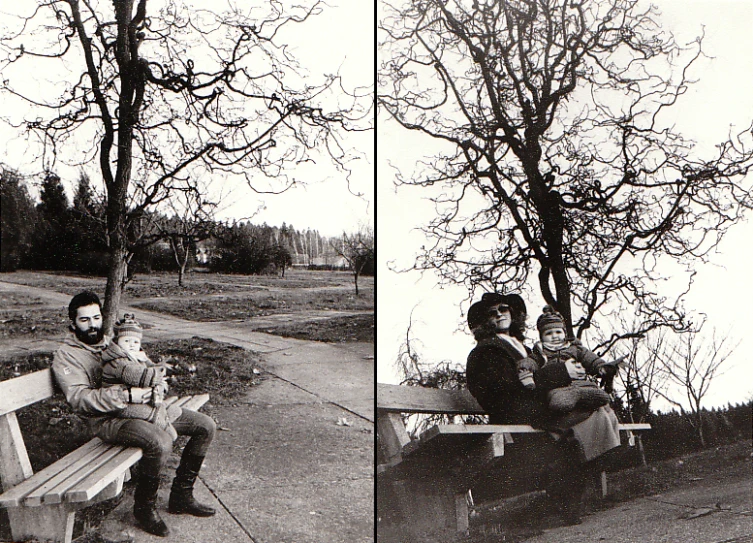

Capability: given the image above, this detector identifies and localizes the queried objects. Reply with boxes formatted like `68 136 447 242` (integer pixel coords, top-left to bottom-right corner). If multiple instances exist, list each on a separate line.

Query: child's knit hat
536 306 565 335
114 313 143 339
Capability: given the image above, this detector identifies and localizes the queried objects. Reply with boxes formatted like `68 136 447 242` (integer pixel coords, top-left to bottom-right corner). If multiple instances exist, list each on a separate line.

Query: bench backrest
377 382 484 415
377 382 487 467
0 370 57 492
0 369 56 417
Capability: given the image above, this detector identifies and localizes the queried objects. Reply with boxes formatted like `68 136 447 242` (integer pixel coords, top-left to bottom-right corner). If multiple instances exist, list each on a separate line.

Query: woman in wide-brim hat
465 292 621 526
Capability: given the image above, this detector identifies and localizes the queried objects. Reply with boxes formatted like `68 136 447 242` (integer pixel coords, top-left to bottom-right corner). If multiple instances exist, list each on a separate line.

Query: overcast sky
377 0 753 409
0 0 374 238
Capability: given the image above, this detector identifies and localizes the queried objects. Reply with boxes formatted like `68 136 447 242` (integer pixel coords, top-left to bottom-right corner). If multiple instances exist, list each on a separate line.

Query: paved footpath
0 280 374 543
515 477 752 543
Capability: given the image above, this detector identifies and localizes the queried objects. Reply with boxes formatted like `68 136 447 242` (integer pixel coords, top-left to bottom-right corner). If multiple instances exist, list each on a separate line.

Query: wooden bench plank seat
0 369 210 543
405 422 652 457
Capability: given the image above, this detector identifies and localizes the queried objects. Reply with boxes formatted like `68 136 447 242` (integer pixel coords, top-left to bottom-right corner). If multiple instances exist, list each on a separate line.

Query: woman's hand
565 360 586 379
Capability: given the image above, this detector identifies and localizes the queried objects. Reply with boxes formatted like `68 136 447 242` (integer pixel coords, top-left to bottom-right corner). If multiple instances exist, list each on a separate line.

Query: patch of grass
0 292 46 307
133 288 374 320
258 314 375 343
592 439 752 505
148 337 263 402
0 269 368 298
0 307 69 338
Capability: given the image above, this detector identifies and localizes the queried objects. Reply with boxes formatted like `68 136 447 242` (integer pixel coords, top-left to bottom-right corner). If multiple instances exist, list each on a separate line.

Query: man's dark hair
68 291 102 322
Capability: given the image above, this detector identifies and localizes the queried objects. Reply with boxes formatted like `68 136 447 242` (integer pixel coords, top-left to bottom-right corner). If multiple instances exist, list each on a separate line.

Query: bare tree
153 189 216 287
602 314 669 466
332 225 374 295
652 325 736 447
394 312 477 436
379 0 753 340
1 0 369 333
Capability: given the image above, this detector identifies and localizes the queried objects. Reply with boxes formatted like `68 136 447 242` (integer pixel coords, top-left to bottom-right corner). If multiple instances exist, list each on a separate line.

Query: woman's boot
168 453 216 516
133 474 169 537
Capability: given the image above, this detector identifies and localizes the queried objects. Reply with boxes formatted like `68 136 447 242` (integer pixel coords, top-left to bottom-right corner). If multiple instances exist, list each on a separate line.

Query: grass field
257 313 375 343
0 269 374 343
0 269 364 297
133 287 372 319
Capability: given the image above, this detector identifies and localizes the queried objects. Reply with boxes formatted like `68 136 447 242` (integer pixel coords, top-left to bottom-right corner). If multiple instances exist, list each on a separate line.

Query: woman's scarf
496 333 528 358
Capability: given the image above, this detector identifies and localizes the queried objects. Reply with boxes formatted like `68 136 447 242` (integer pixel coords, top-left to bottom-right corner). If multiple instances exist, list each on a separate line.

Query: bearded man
52 291 217 537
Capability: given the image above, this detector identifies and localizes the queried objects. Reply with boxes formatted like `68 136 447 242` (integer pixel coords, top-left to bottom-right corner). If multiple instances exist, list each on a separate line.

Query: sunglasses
487 305 510 316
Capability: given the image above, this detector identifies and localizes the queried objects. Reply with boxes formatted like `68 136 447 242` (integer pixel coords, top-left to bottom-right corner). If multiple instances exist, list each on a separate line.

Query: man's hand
129 387 153 404
151 404 168 427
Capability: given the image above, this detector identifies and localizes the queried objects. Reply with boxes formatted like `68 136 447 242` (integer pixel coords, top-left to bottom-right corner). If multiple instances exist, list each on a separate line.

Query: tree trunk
354 271 360 296
696 412 706 448
636 435 647 467
102 244 128 335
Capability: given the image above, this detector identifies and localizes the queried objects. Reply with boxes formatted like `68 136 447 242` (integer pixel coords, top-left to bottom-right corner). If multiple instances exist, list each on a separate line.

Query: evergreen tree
0 167 36 271
70 172 109 274
32 172 73 270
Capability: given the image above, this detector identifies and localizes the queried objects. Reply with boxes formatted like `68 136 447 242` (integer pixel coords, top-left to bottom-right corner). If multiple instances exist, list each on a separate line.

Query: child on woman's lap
519 306 613 413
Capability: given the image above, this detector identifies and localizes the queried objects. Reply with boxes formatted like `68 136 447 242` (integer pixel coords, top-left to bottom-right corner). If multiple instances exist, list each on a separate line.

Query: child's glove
517 357 538 372
518 369 536 389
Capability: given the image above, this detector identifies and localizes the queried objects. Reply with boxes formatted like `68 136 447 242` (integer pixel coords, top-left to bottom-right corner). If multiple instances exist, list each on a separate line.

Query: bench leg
7 504 76 543
92 471 127 504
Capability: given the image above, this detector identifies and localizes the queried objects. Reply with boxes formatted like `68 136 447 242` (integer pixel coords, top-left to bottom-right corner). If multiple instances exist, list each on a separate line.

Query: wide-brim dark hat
467 292 527 330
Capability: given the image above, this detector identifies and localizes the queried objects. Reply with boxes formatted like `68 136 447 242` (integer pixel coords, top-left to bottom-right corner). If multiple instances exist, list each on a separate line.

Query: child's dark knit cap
536 306 565 336
114 313 143 339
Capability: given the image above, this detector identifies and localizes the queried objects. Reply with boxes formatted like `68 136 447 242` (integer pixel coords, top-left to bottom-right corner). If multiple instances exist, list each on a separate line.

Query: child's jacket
531 339 605 391
100 342 179 424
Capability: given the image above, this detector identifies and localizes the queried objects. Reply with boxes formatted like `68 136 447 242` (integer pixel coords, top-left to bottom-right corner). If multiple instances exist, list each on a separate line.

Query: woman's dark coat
466 335 550 426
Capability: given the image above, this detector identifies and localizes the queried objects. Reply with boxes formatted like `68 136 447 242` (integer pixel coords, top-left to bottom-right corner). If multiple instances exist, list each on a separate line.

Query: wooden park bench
377 382 650 541
0 368 209 543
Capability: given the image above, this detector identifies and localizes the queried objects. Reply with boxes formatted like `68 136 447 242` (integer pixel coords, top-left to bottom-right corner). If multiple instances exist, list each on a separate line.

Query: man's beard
74 325 104 345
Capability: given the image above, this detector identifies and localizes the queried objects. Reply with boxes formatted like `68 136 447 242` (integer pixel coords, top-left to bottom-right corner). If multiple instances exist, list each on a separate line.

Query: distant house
291 253 348 268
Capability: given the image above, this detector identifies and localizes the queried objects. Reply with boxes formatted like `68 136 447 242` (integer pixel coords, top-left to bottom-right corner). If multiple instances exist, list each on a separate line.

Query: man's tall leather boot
133 474 170 537
168 453 216 516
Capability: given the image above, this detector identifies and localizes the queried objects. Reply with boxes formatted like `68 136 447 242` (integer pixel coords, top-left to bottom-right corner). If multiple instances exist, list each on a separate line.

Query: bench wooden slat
39 445 132 505
65 447 143 503
0 370 56 417
0 440 107 507
418 422 652 442
15 440 110 507
377 383 484 415
168 393 210 411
